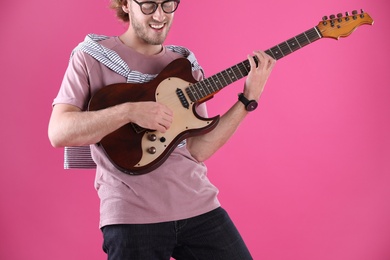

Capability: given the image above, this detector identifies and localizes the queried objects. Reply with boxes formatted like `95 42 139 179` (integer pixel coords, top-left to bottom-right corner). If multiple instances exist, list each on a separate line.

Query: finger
256 51 275 71
247 54 256 70
156 117 170 132
253 51 267 70
158 103 173 118
266 55 276 70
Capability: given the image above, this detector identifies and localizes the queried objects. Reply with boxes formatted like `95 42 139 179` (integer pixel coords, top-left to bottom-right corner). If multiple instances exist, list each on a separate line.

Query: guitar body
88 58 220 174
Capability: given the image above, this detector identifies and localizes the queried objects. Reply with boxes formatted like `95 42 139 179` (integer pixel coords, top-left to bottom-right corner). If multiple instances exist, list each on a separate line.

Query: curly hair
110 0 130 22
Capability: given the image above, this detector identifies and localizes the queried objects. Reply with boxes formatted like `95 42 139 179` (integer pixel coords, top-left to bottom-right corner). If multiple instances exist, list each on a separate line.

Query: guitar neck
186 26 323 102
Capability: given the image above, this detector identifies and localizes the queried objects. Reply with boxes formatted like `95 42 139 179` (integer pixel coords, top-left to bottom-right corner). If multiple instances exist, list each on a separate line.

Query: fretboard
186 27 323 102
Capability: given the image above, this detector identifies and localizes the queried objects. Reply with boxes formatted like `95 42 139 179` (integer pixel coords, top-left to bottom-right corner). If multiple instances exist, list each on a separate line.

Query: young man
48 0 275 259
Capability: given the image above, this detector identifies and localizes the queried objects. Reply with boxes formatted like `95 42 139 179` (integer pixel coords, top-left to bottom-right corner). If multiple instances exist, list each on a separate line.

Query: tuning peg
345 11 350 21
328 14 336 27
352 10 358 20
337 13 343 22
322 16 328 25
360 9 365 18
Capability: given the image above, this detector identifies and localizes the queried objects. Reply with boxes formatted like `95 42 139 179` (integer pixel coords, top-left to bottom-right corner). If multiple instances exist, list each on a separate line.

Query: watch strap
238 93 258 111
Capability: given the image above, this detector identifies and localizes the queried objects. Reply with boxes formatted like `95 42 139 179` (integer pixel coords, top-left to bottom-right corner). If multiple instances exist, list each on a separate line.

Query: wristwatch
238 93 258 111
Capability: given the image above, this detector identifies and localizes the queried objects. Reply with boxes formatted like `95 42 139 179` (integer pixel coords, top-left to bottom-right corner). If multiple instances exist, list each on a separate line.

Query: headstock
317 9 374 40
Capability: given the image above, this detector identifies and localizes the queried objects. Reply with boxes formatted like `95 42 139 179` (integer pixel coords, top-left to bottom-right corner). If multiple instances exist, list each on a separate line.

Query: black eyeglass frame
132 0 180 15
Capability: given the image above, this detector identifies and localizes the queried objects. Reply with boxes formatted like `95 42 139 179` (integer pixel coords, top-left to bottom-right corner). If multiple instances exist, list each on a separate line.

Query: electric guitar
88 10 373 175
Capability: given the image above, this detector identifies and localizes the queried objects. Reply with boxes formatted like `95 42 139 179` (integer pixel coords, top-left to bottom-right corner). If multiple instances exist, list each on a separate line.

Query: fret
191 83 201 99
200 80 211 97
202 82 209 97
218 74 229 89
277 45 284 57
285 41 293 53
313 27 322 39
238 62 250 77
230 66 239 79
213 75 223 91
265 49 275 59
193 84 202 100
286 37 301 52
234 64 242 74
278 42 292 56
186 85 199 102
246 60 252 70
306 28 321 42
196 84 204 100
270 46 284 60
232 64 242 80
222 69 235 84
296 33 310 47
307 31 318 41
242 61 251 74
210 75 222 92
218 71 230 87
201 78 212 95
303 31 312 43
294 36 303 48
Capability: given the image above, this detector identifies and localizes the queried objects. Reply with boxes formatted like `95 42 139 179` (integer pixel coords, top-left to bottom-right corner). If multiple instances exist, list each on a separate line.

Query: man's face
128 0 175 45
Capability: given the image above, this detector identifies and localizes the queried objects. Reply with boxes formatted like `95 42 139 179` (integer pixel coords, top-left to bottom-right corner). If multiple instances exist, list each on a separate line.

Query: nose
152 4 165 21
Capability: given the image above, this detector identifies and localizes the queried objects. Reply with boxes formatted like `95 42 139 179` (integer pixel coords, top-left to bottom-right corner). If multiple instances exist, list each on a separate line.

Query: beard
129 10 172 45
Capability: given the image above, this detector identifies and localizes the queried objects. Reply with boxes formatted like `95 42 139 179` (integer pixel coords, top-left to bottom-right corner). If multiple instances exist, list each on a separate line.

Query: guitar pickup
176 88 189 109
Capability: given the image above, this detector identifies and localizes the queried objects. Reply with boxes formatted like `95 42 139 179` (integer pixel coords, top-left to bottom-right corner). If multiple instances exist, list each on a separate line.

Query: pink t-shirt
53 36 220 227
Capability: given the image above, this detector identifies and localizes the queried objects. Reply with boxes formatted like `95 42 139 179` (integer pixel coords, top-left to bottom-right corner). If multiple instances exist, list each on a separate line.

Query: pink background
1 0 389 259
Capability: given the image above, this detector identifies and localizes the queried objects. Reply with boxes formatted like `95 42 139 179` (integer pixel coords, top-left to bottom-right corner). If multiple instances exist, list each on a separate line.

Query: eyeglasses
132 0 180 15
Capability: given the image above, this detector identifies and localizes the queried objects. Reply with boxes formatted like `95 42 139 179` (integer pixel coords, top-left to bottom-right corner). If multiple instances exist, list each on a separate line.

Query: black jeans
102 207 252 260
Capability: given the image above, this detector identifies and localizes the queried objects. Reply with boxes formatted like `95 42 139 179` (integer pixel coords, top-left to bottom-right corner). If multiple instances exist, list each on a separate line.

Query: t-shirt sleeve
52 50 92 110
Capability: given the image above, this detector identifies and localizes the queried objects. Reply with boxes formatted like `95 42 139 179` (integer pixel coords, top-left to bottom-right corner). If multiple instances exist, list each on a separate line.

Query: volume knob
148 134 157 141
147 147 157 154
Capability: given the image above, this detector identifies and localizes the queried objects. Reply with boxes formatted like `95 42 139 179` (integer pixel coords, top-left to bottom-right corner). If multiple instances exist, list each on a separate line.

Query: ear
122 5 129 13
122 0 130 13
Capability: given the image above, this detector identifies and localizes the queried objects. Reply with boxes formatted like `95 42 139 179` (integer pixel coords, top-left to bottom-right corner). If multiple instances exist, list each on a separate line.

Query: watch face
247 101 258 111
